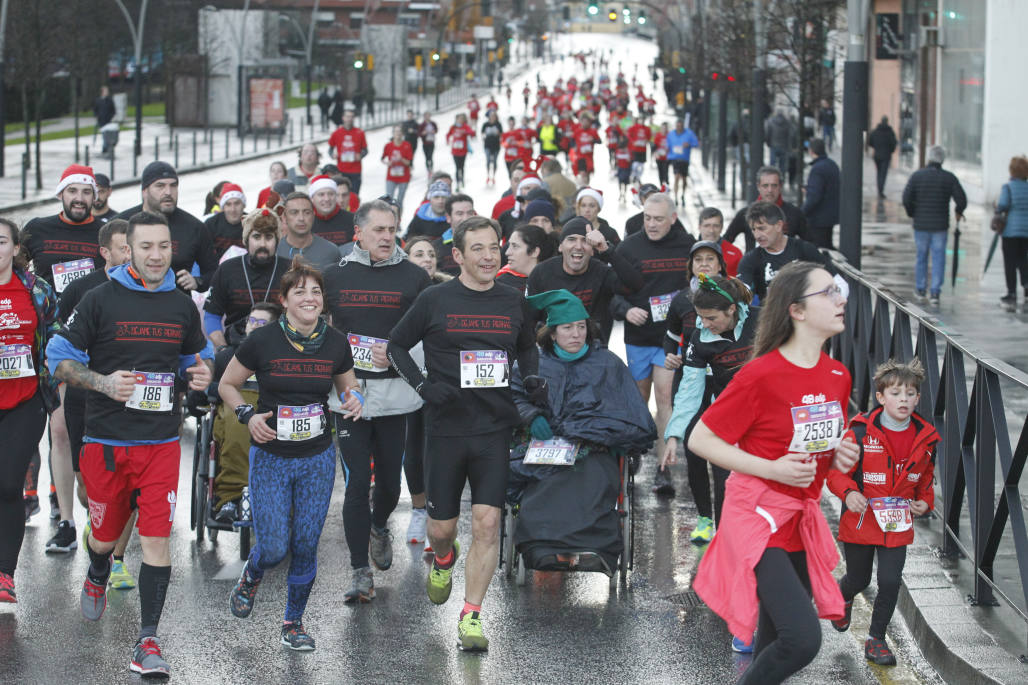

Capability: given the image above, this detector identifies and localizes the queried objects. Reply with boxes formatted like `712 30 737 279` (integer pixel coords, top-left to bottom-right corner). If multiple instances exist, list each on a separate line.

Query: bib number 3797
459 350 509 388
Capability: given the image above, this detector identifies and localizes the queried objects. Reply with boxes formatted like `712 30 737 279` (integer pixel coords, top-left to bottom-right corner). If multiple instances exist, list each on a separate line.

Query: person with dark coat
764 109 793 174
317 89 332 129
868 116 898 198
94 86 115 129
901 145 967 305
802 139 841 249
330 90 344 127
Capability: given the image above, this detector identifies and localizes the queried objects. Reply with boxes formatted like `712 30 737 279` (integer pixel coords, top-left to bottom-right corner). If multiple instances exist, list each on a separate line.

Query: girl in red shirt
653 122 671 187
446 114 475 192
689 261 859 684
382 126 414 213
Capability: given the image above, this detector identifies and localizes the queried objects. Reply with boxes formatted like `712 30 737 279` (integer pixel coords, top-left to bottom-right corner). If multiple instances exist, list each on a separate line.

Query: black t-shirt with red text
118 204 219 290
204 255 291 338
234 322 352 457
204 212 243 260
312 208 355 246
615 227 696 347
21 213 103 291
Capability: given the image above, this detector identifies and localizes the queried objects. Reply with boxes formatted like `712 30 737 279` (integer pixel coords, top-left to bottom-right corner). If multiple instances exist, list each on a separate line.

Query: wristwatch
235 403 255 425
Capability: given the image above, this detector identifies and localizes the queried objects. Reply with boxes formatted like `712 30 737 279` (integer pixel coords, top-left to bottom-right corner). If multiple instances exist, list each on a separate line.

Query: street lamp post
749 0 766 201
839 0 869 269
0 0 10 176
280 2 319 127
114 0 149 162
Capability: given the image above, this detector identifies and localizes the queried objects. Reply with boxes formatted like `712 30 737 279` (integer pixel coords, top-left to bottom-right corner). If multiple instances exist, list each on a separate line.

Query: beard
64 200 91 222
250 248 273 266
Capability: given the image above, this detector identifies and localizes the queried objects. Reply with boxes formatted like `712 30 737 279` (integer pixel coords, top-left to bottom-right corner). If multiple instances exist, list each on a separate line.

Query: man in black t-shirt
47 212 213 677
387 216 542 653
204 211 290 349
323 200 432 603
204 183 247 259
117 161 218 292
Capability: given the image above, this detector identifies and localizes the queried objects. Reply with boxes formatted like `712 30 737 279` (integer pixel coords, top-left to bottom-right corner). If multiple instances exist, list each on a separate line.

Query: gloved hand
529 415 553 440
419 381 461 406
522 375 549 404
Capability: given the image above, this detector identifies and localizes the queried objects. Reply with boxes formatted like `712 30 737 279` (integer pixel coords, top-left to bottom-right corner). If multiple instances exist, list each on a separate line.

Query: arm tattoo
56 359 114 396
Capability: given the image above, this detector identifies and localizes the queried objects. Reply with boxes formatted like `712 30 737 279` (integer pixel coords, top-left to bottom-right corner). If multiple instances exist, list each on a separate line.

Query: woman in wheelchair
508 290 655 575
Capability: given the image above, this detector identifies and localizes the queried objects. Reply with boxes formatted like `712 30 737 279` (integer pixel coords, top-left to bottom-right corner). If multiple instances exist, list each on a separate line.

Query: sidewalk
687 157 1028 685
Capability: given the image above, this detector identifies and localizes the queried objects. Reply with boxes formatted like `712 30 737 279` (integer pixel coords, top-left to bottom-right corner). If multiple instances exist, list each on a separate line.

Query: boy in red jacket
827 358 939 667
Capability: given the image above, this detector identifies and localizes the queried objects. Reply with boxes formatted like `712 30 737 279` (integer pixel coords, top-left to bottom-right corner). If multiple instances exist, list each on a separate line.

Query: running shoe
0 572 15 603
369 525 393 570
230 565 261 618
49 491 60 520
109 560 136 590
130 636 171 676
865 636 897 666
407 508 428 545
281 622 316 651
731 635 754 654
457 611 489 652
652 468 676 496
426 540 460 605
81 521 92 552
23 495 39 522
343 566 375 604
831 598 853 632
81 574 108 621
45 520 78 553
690 516 714 545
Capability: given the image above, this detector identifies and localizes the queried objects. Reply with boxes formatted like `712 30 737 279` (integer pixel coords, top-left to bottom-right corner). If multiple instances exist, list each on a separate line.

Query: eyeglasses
247 316 271 328
794 283 845 303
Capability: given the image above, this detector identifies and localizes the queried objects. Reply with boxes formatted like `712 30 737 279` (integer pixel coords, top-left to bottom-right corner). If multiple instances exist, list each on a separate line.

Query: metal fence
831 258 1028 629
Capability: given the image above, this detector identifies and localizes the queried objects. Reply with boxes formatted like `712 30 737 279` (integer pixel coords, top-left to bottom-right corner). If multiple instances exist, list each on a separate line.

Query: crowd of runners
0 58 938 684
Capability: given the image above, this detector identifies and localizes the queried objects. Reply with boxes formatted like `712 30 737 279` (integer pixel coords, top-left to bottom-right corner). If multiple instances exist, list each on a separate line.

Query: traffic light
353 53 364 69
587 2 599 15
607 8 617 21
711 71 718 80
562 6 570 20
678 67 685 74
637 10 646 24
415 54 423 71
431 51 440 62
366 54 374 70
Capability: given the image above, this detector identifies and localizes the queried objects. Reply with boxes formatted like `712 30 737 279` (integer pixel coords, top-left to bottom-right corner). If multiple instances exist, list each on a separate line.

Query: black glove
419 382 461 406
522 375 549 404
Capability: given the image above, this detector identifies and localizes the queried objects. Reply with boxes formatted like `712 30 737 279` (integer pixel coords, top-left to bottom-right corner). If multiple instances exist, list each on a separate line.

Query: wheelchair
189 393 253 561
499 450 636 588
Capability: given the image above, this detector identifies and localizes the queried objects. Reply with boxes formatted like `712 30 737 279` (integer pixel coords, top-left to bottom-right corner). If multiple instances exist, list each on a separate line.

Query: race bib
524 438 580 466
580 143 592 154
125 372 174 412
341 151 356 162
389 165 406 177
788 401 845 453
276 404 325 442
452 139 465 151
0 344 34 379
52 259 94 293
648 291 678 323
869 497 913 533
672 145 685 155
459 350 509 388
348 333 389 373
425 133 435 143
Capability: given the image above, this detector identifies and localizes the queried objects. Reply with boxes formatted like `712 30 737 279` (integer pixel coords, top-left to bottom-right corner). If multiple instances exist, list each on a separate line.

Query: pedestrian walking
802 139 841 249
901 145 967 306
818 99 836 153
317 89 331 130
868 117 898 198
765 109 792 175
995 155 1028 305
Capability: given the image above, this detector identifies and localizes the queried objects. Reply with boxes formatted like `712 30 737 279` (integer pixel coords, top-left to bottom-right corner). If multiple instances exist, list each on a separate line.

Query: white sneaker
406 508 428 544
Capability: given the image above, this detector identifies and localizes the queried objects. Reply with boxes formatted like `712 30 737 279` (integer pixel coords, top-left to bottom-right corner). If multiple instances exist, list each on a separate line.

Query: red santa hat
516 175 542 198
308 174 338 197
55 164 96 197
219 183 246 207
576 187 603 210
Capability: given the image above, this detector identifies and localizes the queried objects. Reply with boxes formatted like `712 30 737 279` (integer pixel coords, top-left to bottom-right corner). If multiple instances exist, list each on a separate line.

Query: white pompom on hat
219 182 246 207
308 174 338 197
576 186 603 210
55 164 97 197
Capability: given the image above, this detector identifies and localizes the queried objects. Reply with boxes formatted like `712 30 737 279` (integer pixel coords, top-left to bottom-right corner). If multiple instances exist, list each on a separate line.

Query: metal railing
831 258 1028 628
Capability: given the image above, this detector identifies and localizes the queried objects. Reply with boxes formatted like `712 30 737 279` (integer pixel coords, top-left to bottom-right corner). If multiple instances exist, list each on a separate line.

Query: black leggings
1 393 48 576
423 142 435 171
1002 236 1028 295
839 542 907 639
404 409 425 497
335 413 407 569
453 155 467 188
682 384 729 524
656 160 669 186
739 548 821 685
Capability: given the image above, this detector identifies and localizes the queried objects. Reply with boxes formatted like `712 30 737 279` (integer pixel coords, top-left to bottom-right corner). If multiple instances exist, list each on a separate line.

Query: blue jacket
996 178 1028 239
802 155 841 228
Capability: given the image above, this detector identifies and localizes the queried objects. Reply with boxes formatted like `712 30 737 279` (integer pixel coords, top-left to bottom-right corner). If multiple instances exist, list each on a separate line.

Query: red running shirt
701 349 852 550
383 141 413 183
447 124 475 157
328 126 368 174
0 276 39 408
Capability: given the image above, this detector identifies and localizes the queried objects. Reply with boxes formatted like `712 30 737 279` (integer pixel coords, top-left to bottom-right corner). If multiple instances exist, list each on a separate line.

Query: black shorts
672 160 690 178
616 166 631 184
64 387 87 472
632 151 647 163
424 429 510 520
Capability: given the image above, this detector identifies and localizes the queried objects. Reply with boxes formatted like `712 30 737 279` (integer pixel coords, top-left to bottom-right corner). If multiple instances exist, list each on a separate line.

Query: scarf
280 316 329 355
554 343 589 361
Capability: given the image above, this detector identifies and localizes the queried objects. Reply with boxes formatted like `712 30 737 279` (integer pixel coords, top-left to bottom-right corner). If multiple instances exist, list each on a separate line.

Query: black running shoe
45 520 78 553
865 636 897 666
23 495 39 522
652 468 675 496
831 599 853 632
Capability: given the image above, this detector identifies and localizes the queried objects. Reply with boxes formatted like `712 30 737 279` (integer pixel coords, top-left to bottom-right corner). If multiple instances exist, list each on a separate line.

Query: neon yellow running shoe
457 611 489 652
109 560 136 590
690 516 714 545
426 540 460 605
81 521 91 551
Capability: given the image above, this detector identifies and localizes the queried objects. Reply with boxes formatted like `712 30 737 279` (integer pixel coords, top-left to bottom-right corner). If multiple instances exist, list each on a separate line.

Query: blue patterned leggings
245 445 335 622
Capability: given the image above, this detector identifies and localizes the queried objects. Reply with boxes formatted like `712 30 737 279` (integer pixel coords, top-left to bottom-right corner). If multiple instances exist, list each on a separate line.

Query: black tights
403 409 425 497
453 155 466 188
839 542 907 639
683 410 729 524
739 548 822 685
0 393 48 576
1002 236 1028 295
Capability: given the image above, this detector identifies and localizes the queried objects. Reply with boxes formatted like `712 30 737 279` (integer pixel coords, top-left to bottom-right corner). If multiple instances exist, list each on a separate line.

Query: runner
666 118 700 205
275 192 344 271
387 216 543 652
446 114 476 192
695 207 743 277
467 96 481 129
322 200 432 603
308 175 355 247
497 223 555 292
204 182 246 259
0 217 61 603
401 109 421 157
418 112 439 173
653 122 671 187
118 161 218 292
205 210 290 349
47 211 214 676
612 193 695 492
92 173 118 223
689 261 859 682
221 258 363 651
569 113 601 186
574 187 620 246
481 111 503 185
327 109 369 195
527 216 643 343
286 144 322 189
382 126 414 213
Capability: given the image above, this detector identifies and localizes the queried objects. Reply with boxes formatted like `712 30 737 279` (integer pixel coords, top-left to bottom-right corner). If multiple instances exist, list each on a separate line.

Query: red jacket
827 407 938 547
